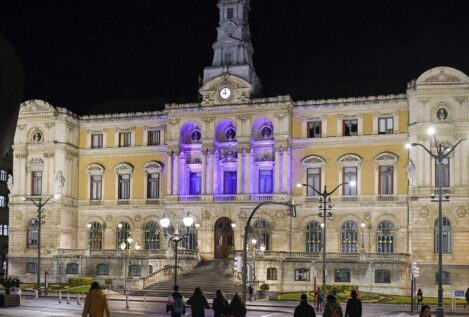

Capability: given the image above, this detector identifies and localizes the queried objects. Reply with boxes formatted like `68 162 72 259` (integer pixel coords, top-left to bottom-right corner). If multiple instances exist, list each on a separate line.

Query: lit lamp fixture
407 126 465 317
361 222 366 252
259 245 266 252
297 180 355 297
86 223 92 229
22 192 62 295
231 222 236 228
159 212 194 287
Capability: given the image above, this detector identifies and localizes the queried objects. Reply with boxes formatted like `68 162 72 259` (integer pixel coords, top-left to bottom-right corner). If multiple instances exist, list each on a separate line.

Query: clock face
219 87 232 100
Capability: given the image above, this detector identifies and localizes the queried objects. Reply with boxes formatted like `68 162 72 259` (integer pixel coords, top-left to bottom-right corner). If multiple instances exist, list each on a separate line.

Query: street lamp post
22 193 61 295
361 222 366 252
119 234 141 294
160 213 194 288
242 200 296 302
408 127 465 317
297 181 355 297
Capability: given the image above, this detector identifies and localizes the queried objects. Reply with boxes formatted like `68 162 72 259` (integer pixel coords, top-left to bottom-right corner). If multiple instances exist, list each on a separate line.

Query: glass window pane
259 170 273 194
223 171 237 194
190 172 202 195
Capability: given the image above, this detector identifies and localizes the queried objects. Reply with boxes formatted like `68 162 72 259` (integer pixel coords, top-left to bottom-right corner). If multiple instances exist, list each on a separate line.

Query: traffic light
411 262 420 278
234 256 243 273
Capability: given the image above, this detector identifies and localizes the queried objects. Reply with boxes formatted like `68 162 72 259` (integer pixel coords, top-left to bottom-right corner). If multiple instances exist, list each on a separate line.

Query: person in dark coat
294 293 316 317
323 294 343 317
212 289 229 317
345 290 362 317
187 287 210 317
229 293 247 317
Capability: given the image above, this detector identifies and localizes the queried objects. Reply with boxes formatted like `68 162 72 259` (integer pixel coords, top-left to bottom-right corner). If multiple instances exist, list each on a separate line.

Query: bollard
35 289 38 300
67 293 70 304
125 294 129 309
58 291 62 304
76 293 81 305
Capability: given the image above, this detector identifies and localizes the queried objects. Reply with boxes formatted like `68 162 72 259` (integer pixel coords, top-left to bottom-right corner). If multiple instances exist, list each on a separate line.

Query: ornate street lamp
297 181 355 297
22 193 62 295
160 212 194 288
408 127 465 317
119 234 140 294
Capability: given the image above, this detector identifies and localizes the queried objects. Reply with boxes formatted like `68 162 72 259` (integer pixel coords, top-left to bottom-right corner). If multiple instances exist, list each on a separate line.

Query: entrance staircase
134 260 243 298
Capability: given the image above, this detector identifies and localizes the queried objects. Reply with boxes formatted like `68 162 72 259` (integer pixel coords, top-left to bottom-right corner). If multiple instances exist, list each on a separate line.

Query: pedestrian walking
187 287 210 317
323 294 343 317
332 287 338 300
465 287 469 309
416 288 423 311
248 285 254 301
81 281 111 317
420 304 431 317
316 287 324 312
294 293 316 317
353 286 362 300
229 293 247 317
345 290 362 317
166 285 186 317
212 289 229 317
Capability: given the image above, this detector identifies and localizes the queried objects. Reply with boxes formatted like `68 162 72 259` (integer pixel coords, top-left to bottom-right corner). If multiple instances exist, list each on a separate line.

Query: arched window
377 221 395 253
182 224 198 250
306 221 322 253
341 221 358 253
253 219 271 251
66 263 79 274
27 219 38 248
434 217 452 254
97 264 110 275
88 222 103 250
116 222 131 249
267 268 277 280
145 221 160 250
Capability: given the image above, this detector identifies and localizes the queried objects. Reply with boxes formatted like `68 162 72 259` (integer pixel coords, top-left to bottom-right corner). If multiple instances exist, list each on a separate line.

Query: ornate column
173 151 179 195
246 149 252 194
287 147 292 193
213 150 220 194
237 149 242 194
167 150 173 195
274 146 280 193
207 149 213 194
179 152 186 194
201 149 207 194
282 146 288 193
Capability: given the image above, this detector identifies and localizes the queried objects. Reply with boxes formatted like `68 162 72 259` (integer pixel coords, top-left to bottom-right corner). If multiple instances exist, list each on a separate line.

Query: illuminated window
307 121 321 138
0 196 5 207
343 119 358 136
341 221 358 253
306 221 322 253
119 132 131 147
147 130 160 146
144 221 160 250
88 222 103 250
32 171 42 196
91 134 103 148
378 117 394 134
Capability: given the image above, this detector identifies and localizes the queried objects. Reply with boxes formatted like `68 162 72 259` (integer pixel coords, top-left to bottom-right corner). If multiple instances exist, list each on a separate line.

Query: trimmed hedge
68 277 93 285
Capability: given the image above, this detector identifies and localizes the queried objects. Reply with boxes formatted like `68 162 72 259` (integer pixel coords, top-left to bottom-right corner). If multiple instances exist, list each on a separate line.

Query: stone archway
214 217 234 259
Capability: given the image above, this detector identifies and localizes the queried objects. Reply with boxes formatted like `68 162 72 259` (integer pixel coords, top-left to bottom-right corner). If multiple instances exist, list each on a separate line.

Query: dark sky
1 1 469 115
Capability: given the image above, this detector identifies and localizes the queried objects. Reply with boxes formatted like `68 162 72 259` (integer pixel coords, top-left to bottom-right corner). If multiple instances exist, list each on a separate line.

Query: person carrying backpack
416 289 423 311
323 294 343 317
166 285 186 317
345 290 362 317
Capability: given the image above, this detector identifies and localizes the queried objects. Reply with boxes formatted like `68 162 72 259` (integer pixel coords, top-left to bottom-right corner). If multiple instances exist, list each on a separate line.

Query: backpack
331 308 341 317
173 296 184 314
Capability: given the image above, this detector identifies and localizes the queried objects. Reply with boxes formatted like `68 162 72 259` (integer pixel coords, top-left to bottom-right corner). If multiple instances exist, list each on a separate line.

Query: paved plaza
0 297 468 317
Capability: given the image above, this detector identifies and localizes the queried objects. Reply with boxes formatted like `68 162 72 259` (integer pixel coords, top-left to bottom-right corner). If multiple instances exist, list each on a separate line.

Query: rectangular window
435 158 450 188
334 269 351 282
435 271 451 285
379 166 393 195
307 121 322 138
0 224 8 236
259 170 273 194
28 226 38 248
223 171 237 194
378 117 394 134
147 130 160 146
294 268 310 281
27 262 38 273
343 119 358 136
97 264 110 275
91 133 103 148
0 196 5 208
0 170 7 182
118 174 130 199
147 173 160 198
267 268 277 280
227 7 234 19
129 265 142 277
90 175 102 200
224 53 232 65
306 168 321 196
375 270 391 283
190 172 202 195
119 132 131 147
343 167 357 195
32 171 42 196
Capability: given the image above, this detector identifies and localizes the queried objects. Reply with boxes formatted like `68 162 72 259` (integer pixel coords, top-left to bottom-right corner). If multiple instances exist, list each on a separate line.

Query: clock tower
202 0 262 95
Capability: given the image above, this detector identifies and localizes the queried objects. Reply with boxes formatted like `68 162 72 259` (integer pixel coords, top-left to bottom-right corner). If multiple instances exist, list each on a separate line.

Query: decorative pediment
27 157 44 171
416 67 469 86
86 164 105 175
337 154 362 166
143 161 164 173
20 99 56 114
375 152 398 164
114 163 133 174
199 71 253 106
302 155 326 166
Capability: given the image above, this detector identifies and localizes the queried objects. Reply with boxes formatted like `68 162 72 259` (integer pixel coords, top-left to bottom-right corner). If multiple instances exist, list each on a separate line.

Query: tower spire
203 0 261 94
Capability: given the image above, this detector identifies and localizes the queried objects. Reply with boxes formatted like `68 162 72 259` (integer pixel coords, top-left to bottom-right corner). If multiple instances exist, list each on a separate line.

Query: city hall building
7 0 469 294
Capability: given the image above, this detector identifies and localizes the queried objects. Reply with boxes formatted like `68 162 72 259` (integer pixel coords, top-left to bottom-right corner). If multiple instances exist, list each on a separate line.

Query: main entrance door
214 217 234 259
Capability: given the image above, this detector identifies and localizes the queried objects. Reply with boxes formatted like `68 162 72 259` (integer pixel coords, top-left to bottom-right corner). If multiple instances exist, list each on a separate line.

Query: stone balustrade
143 265 182 288
56 248 199 260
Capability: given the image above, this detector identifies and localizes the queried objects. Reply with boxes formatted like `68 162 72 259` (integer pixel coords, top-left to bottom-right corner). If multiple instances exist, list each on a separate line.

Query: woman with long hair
187 287 210 317
212 289 229 317
82 281 111 317
229 293 247 317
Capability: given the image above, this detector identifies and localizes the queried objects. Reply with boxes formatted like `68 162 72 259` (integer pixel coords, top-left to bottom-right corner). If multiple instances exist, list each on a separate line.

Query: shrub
260 283 270 291
68 277 93 285
104 279 113 287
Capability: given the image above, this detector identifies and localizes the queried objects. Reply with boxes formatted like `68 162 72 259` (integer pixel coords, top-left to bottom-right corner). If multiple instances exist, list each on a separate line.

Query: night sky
1 1 469 115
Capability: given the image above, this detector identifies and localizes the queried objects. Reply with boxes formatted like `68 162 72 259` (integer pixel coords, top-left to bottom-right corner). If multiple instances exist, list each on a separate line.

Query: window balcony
299 194 408 205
